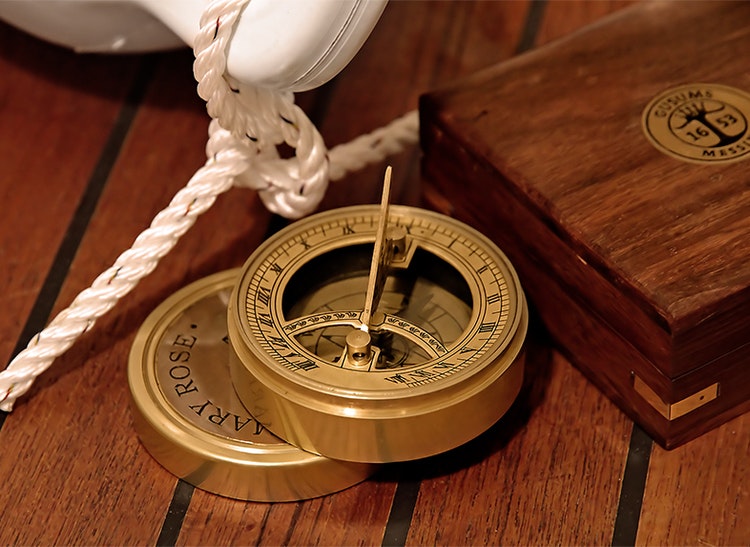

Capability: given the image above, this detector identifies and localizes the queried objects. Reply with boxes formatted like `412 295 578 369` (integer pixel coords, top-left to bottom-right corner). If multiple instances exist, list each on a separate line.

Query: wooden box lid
420 1 750 446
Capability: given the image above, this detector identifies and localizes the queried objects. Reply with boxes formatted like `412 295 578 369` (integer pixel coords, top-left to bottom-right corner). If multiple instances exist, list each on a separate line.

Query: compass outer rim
228 204 530 463
233 204 525 399
128 269 376 501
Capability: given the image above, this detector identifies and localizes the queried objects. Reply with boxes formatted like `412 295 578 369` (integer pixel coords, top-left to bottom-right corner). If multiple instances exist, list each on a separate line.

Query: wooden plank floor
0 2 747 545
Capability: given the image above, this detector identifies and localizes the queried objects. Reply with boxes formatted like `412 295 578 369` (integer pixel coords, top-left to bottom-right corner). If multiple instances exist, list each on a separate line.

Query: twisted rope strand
0 0 420 411
194 0 330 219
0 122 250 410
328 110 419 181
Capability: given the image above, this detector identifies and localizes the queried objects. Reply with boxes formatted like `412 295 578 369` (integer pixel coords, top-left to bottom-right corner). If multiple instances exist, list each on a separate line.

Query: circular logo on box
642 83 750 164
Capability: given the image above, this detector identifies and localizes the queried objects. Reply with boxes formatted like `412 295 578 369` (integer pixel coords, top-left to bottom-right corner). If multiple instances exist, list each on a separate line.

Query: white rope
194 0 333 219
328 110 419 181
0 0 418 412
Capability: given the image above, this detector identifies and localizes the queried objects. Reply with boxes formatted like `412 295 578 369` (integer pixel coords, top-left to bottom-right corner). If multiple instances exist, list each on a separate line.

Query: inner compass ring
282 310 448 368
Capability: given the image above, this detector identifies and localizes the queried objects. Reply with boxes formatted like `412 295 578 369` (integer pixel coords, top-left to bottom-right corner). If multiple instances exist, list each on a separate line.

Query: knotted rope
0 0 418 411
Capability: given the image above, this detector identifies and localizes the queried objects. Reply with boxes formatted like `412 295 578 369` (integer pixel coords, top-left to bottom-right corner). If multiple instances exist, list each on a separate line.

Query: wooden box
419 1 750 448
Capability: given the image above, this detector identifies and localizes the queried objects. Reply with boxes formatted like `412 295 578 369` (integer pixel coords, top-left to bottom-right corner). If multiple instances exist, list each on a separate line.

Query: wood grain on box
421 1 750 448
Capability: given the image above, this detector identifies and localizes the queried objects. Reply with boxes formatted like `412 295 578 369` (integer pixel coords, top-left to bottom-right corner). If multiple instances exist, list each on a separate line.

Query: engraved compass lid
128 269 376 502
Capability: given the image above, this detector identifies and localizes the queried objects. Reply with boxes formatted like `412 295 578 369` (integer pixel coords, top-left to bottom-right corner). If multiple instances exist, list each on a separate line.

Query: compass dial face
228 204 527 462
285 271 472 368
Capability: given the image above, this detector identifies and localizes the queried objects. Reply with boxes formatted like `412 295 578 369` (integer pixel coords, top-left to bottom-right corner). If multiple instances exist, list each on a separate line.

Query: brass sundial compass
129 167 527 499
228 168 527 463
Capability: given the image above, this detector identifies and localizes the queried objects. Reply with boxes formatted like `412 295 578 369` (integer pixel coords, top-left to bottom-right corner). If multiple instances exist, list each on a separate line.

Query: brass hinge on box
633 375 719 421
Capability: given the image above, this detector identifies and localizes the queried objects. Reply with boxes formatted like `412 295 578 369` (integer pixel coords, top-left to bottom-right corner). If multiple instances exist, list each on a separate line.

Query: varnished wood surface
0 2 747 546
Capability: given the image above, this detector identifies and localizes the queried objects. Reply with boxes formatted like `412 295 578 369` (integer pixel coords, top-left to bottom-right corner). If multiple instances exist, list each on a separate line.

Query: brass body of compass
228 204 528 463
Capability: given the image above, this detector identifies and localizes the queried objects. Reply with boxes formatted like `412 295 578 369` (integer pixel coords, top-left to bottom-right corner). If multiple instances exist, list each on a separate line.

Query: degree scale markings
240 206 518 389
